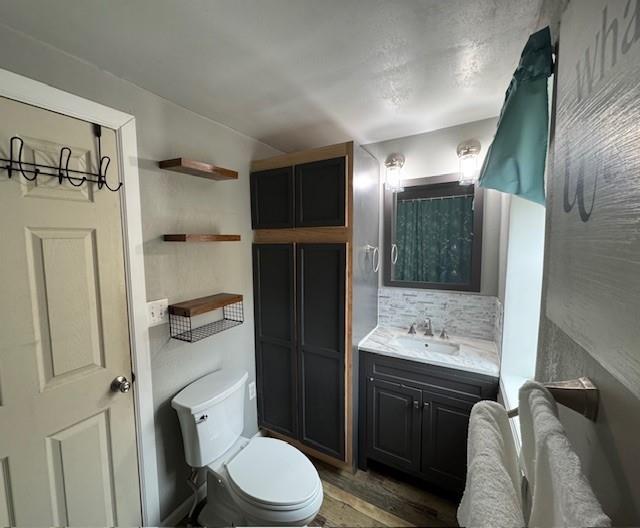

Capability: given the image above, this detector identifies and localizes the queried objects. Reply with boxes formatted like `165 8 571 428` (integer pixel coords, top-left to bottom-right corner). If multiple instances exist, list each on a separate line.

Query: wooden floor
310 460 459 528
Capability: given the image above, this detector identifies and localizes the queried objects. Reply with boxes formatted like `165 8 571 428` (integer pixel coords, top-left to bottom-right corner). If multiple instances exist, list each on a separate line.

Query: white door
0 97 141 526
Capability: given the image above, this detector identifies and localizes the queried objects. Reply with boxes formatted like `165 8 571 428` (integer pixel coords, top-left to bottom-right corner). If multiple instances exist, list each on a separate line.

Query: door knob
111 376 131 393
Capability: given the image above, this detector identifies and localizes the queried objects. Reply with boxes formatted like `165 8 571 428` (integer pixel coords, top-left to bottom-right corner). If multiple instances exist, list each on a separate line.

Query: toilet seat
225 437 322 512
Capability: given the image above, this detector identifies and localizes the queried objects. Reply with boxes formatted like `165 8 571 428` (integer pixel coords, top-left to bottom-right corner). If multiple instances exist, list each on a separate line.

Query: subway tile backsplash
378 287 499 342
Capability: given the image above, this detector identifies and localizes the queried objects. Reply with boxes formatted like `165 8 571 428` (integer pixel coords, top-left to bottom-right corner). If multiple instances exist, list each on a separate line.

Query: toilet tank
172 369 248 467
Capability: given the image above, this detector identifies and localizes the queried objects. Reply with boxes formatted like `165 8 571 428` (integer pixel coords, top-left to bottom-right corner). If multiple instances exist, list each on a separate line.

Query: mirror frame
383 173 484 292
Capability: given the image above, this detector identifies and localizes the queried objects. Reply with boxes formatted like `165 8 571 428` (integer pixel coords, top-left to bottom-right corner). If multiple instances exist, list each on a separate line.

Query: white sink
392 335 460 355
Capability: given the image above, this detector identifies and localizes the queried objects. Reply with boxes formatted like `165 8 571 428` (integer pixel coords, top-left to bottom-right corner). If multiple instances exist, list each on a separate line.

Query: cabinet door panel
421 390 473 492
259 341 297 435
299 348 343 457
253 244 297 436
295 157 346 227
251 167 294 229
297 243 346 459
366 378 422 472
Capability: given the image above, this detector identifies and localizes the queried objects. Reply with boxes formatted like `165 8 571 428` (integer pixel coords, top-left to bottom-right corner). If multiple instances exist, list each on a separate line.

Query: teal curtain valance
478 26 553 205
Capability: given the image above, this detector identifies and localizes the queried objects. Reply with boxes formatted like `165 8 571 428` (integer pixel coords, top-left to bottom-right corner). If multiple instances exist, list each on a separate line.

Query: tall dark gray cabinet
251 142 379 468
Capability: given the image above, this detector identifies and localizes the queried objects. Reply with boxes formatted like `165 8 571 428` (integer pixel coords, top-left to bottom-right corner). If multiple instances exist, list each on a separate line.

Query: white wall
0 24 281 520
364 117 502 296
537 0 640 523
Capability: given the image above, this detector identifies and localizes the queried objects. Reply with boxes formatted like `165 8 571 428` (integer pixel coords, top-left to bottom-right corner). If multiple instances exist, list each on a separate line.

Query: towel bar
506 377 599 421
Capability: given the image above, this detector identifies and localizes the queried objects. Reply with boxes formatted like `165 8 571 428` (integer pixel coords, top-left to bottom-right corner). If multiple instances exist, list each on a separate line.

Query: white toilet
172 369 323 526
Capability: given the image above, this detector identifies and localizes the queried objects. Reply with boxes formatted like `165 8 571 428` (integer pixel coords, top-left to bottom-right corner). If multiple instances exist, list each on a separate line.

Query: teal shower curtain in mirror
395 195 473 284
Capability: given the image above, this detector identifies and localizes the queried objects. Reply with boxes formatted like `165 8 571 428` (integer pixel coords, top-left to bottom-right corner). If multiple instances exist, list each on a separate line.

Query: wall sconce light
457 140 481 185
384 153 405 191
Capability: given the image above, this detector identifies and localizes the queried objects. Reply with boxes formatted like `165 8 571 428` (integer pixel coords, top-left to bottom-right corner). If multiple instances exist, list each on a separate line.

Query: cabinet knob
423 402 430 408
413 401 420 409
369 377 374 382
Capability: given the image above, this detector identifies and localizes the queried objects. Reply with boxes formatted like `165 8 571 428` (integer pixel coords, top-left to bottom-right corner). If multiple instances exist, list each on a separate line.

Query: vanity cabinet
359 351 498 493
250 157 345 229
253 242 346 459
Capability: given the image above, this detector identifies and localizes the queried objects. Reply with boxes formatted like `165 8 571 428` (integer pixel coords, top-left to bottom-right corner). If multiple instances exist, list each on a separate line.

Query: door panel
252 244 297 436
26 228 104 389
421 390 473 492
20 137 94 203
297 244 346 459
0 96 141 526
295 157 346 227
366 378 422 471
46 411 116 526
250 166 294 229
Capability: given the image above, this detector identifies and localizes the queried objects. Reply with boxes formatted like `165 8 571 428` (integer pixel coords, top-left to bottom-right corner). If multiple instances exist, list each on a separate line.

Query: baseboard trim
161 483 206 527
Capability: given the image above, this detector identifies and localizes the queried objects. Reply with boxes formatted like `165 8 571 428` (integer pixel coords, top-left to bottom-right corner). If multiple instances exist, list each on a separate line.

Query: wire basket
169 300 244 343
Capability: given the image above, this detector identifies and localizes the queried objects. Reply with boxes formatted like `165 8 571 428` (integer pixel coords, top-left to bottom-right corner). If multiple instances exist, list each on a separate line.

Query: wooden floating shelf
158 158 238 181
168 293 244 343
164 234 241 242
169 293 243 317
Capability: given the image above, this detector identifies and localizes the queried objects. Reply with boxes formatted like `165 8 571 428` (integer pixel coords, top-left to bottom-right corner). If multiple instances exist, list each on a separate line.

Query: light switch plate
248 382 256 400
147 298 169 327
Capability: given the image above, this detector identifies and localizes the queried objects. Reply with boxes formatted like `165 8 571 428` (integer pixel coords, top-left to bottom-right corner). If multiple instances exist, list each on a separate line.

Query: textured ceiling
0 0 544 152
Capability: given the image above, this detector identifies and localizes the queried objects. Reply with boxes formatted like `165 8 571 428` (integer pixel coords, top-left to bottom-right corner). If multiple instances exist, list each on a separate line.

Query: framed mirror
384 173 483 291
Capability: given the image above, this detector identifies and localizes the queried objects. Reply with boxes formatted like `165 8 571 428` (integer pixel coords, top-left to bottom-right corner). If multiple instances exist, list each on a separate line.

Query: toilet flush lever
196 414 208 424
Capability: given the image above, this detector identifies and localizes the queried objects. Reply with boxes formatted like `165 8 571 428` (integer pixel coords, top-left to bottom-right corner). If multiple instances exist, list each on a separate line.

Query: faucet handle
439 327 449 340
408 322 418 334
423 317 434 337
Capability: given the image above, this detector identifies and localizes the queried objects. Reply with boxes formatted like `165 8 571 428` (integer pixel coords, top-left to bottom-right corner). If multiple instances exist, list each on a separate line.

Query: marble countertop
358 325 500 378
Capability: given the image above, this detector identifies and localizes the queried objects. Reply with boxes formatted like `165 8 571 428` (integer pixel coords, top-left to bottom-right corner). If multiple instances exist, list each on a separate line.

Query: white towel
519 381 611 528
458 401 524 528
518 381 564 492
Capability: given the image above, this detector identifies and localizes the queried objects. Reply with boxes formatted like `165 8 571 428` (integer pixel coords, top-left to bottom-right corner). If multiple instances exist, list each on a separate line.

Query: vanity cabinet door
250 166 294 229
295 157 346 227
421 390 473 493
252 244 297 437
366 378 422 472
297 243 346 459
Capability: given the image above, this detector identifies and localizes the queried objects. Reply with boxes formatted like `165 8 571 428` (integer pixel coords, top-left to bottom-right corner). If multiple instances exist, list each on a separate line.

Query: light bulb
384 153 405 191
457 140 481 185
459 154 478 185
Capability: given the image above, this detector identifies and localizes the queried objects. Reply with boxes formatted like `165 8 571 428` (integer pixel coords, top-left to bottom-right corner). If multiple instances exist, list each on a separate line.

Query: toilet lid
226 437 320 508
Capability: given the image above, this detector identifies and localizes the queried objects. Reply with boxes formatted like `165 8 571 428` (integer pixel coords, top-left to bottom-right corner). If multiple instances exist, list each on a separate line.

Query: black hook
58 147 85 187
10 136 38 182
58 147 69 185
97 156 122 191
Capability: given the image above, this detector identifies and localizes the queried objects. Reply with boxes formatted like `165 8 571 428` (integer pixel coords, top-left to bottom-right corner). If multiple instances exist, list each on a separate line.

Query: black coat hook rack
1 125 122 192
